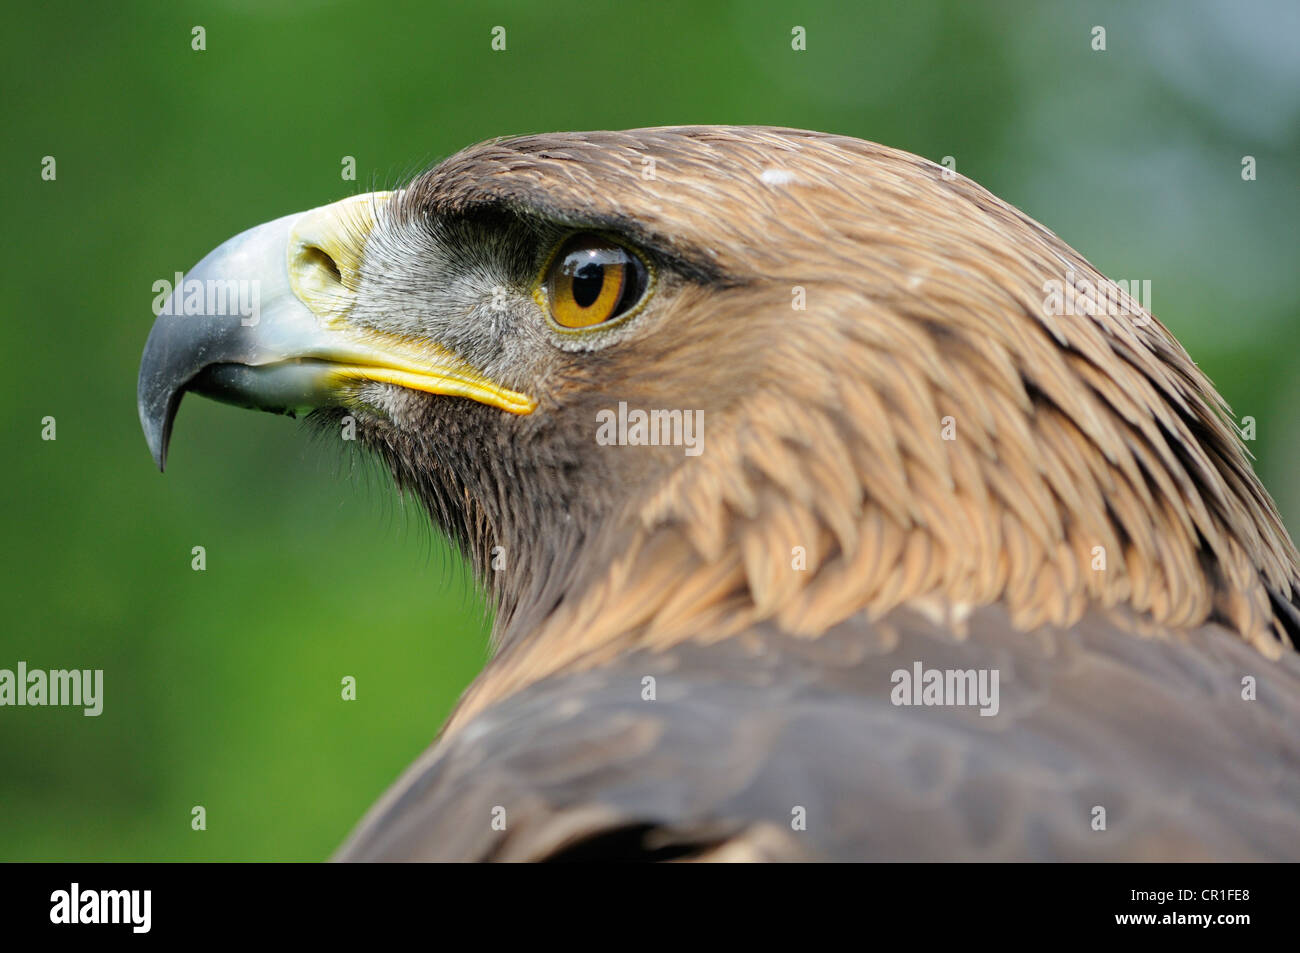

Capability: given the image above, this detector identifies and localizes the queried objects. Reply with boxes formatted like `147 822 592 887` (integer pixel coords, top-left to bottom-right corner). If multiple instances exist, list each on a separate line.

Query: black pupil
571 261 605 308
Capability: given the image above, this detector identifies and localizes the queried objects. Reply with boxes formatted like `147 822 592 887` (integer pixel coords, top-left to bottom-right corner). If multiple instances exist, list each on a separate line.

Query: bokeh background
2 0 1296 860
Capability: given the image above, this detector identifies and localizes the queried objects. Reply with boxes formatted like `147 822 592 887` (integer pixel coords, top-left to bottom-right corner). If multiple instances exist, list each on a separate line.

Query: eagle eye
541 233 650 330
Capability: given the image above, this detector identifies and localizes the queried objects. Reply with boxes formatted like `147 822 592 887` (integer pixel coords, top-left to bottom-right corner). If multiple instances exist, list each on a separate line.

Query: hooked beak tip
137 375 176 472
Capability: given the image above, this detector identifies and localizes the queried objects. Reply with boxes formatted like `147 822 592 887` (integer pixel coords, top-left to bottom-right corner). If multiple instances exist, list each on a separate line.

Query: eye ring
535 232 653 333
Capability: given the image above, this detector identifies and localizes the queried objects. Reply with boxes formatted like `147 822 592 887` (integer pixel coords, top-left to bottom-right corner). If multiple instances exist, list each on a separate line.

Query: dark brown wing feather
336 606 1300 861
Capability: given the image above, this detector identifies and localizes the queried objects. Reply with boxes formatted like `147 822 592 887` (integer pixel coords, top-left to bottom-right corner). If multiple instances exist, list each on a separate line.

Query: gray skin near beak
138 210 340 471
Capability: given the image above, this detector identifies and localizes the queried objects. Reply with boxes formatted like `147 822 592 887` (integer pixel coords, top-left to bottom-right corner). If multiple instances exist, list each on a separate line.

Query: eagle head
139 130 1300 856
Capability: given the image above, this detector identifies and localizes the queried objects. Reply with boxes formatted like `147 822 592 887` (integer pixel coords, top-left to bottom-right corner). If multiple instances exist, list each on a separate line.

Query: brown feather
339 127 1300 858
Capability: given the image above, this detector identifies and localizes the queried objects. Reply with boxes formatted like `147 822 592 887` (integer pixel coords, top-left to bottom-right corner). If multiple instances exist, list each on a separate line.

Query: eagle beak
137 191 536 471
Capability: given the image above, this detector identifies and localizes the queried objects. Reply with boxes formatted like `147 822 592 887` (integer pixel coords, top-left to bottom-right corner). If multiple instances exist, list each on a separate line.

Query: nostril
304 245 342 284
289 240 356 321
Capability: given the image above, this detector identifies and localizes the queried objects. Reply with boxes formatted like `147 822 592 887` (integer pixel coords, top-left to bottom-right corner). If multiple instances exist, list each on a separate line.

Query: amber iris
545 234 647 329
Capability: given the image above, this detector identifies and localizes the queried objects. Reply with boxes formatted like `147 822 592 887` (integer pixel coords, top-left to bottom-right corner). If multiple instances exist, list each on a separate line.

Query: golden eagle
139 127 1300 861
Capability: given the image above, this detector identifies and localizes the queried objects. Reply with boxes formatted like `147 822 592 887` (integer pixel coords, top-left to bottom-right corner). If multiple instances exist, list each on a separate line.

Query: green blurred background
2 0 1297 859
